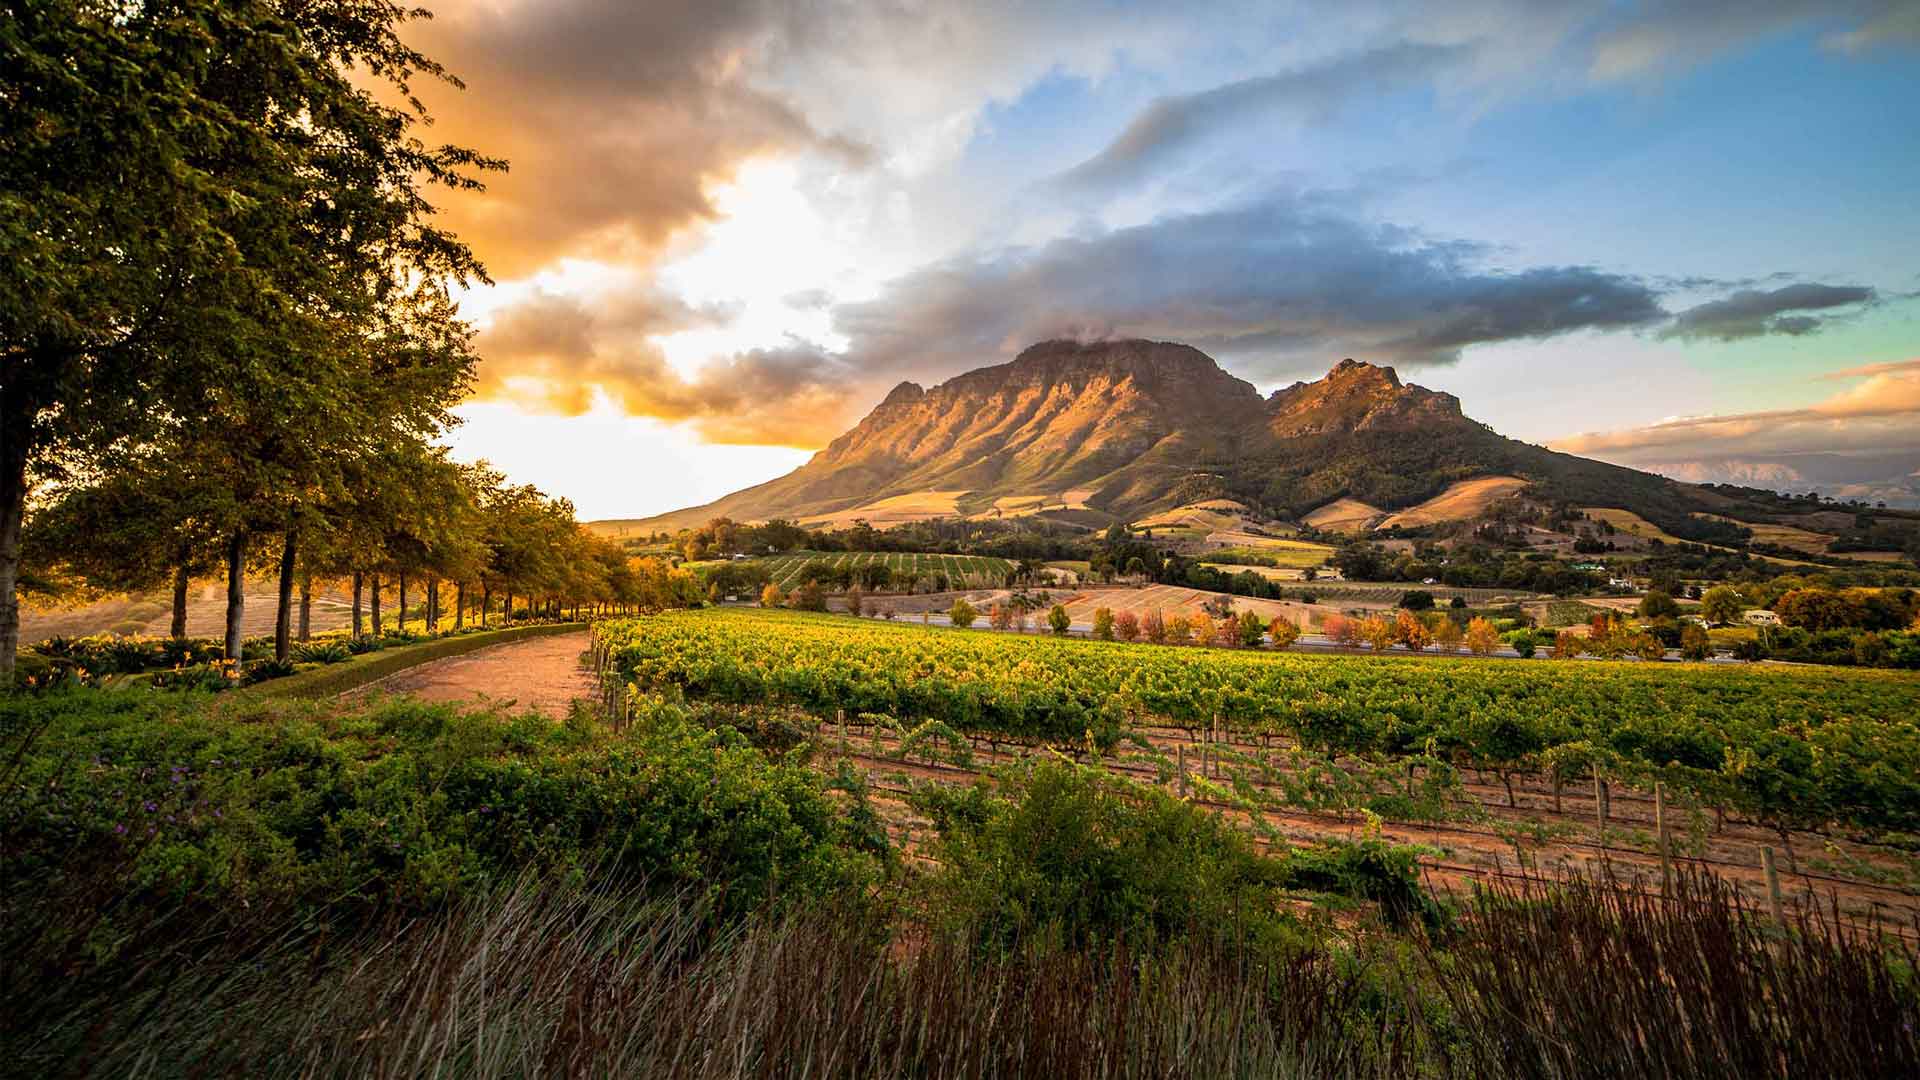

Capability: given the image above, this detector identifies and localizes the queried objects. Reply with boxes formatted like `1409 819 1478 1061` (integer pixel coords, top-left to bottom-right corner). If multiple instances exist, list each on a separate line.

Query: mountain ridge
620 338 1733 538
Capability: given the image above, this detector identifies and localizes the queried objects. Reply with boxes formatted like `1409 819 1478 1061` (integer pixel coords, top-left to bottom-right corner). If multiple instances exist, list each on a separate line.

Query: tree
1361 614 1396 652
1680 621 1711 661
1 1 498 677
1776 588 1864 631
1632 632 1666 662
1700 585 1745 626
1115 610 1140 641
1510 630 1538 658
1092 607 1115 641
1048 604 1071 636
948 598 977 628
1237 610 1266 647
1637 590 1680 620
989 603 1013 631
1165 613 1192 644
1553 630 1585 659
1143 609 1167 644
1433 617 1463 652
1267 616 1300 649
1395 609 1430 651
761 583 784 608
1465 617 1500 656
1399 590 1435 611
846 586 864 617
793 581 828 612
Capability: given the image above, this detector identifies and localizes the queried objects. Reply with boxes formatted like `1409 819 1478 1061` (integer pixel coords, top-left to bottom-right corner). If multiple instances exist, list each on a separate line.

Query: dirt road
346 630 593 718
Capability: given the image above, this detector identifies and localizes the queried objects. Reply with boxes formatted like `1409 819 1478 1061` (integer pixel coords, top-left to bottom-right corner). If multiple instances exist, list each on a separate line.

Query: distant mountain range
615 339 1897 545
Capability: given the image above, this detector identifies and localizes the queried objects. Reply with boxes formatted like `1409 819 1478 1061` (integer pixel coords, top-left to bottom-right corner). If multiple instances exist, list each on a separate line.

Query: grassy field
752 550 1016 590
1302 496 1384 532
1202 540 1335 567
1376 476 1528 529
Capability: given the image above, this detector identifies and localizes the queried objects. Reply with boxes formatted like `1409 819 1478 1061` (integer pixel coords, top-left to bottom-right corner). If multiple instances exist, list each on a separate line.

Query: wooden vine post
1655 781 1672 897
1761 846 1785 927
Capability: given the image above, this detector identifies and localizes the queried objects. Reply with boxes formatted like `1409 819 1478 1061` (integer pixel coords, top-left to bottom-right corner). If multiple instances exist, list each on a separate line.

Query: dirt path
346 630 594 718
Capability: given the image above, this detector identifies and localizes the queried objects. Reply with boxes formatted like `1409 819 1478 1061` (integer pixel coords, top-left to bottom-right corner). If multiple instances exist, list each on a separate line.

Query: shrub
1091 607 1115 641
1509 630 1538 659
949 598 978 628
1048 604 1071 636
846 586 865 618
1114 610 1140 642
1398 590 1434 611
1679 622 1711 661
1267 616 1300 649
1142 610 1166 644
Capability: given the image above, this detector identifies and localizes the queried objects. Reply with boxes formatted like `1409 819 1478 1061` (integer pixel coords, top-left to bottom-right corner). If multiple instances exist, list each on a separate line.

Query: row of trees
0 1 629 675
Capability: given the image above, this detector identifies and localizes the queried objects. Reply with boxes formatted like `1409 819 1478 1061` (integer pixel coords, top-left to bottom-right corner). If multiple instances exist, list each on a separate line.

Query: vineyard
597 608 1920 925
753 551 1015 591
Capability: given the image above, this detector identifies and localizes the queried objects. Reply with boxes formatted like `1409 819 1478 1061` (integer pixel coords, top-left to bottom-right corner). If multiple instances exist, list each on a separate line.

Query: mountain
619 339 1753 541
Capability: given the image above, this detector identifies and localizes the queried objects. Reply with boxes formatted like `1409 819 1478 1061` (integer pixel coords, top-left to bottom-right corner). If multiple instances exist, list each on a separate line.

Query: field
1200 539 1334 567
1303 496 1385 532
1375 475 1529 529
21 579 357 641
602 609 1920 931
1051 585 1336 626
1700 513 1837 554
751 550 1015 591
797 490 971 529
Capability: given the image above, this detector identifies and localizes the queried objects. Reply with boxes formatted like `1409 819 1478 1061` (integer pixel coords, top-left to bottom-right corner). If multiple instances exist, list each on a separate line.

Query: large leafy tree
1 0 499 678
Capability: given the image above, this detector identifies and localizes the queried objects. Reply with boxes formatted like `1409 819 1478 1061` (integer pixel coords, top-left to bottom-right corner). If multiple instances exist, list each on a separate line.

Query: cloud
1052 43 1464 195
470 289 857 446
1588 1 1915 81
828 192 1665 385
1661 283 1875 342
1821 357 1920 379
1552 364 1920 467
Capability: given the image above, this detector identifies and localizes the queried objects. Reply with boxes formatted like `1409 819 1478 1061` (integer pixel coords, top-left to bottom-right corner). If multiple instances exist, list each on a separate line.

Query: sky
406 0 1920 519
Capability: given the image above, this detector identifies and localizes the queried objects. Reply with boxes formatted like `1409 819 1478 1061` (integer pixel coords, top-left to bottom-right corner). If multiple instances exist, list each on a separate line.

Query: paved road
346 630 595 717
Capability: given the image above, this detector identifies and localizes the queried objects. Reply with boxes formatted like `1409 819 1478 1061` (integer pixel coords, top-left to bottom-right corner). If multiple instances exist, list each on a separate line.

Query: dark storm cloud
830 194 1666 384
1662 283 1876 342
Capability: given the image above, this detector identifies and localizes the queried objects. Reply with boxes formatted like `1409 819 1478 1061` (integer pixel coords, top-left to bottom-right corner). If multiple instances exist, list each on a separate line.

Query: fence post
1594 772 1607 844
1177 743 1187 797
1656 781 1672 897
1761 845 1785 927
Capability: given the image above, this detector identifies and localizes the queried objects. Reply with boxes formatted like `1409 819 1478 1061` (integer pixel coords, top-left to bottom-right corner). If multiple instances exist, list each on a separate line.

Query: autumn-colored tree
989 603 1013 631
1633 632 1667 662
1115 609 1141 641
1092 607 1115 641
1165 613 1192 644
1361 614 1396 652
1553 629 1585 659
1395 609 1430 652
1465 617 1500 656
1679 621 1711 660
1321 612 1356 647
760 583 783 608
1143 609 1167 644
1192 613 1218 646
1267 616 1300 648
1433 617 1464 651
1775 588 1865 631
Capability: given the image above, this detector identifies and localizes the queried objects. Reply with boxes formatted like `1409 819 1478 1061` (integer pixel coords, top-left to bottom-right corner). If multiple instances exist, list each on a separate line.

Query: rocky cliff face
630 340 1516 528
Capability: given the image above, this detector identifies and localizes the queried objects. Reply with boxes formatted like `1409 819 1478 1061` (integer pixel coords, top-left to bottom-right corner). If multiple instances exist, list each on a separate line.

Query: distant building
1743 609 1782 627
1607 577 1634 590
1572 562 1605 572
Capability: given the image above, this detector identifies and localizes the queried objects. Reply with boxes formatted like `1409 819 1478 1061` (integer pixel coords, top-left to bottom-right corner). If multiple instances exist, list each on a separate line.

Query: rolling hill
615 339 1882 548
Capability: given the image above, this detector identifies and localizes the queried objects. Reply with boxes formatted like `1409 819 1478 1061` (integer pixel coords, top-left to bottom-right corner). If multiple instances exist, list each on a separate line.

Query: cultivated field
753 550 1016 591
798 490 971 529
601 609 1920 930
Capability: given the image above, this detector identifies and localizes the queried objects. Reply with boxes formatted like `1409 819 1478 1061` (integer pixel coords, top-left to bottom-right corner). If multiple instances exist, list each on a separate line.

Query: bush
0 692 887 935
1091 607 1115 641
1398 590 1435 611
294 641 352 665
1048 604 1071 636
949 598 977 628
1267 616 1300 649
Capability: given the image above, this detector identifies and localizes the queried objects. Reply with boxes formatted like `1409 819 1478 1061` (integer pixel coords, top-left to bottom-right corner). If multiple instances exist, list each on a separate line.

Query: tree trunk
426 578 438 633
273 531 297 663
482 586 491 628
170 564 190 639
504 590 512 625
371 574 383 636
224 532 246 664
0 392 25 683
298 567 312 642
398 573 408 632
352 571 364 637
456 582 467 629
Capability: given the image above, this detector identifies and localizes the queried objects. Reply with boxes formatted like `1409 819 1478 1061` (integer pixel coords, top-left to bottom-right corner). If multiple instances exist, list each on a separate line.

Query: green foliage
1047 604 1071 636
0 690 885 931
